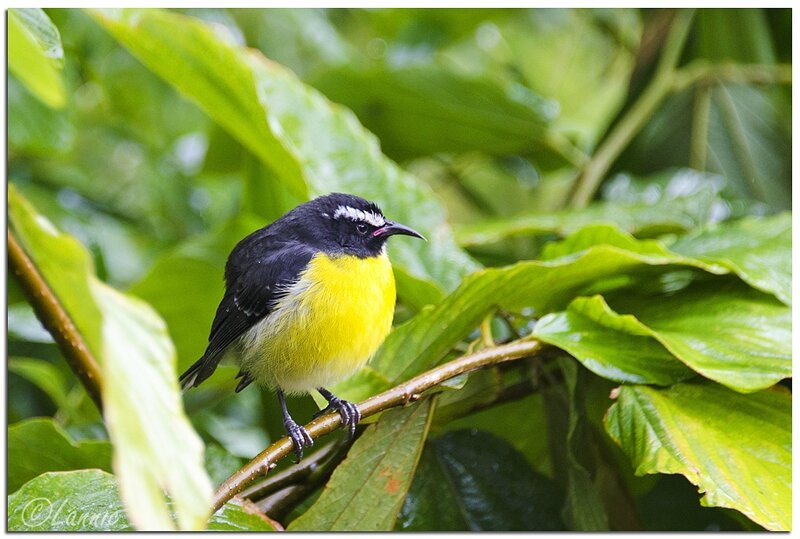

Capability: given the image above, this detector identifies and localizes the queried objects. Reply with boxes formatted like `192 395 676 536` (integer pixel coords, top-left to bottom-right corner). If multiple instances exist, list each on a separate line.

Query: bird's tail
178 358 204 393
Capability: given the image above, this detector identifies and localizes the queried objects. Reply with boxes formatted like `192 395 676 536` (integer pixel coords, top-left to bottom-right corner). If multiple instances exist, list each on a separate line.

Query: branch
568 9 695 209
212 338 543 512
8 230 104 411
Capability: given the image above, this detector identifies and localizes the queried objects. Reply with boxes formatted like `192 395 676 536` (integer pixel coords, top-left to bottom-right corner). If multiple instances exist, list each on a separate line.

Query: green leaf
669 213 791 305
605 382 791 531
310 62 552 160
90 8 477 292
8 418 113 493
289 398 434 531
8 470 134 531
8 185 213 530
339 231 726 399
8 8 66 108
8 470 278 531
604 279 791 393
8 75 74 155
534 296 695 386
456 169 723 247
8 357 69 410
398 430 564 531
207 498 281 531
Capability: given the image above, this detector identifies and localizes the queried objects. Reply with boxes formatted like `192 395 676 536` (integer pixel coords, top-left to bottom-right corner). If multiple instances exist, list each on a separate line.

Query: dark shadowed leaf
399 429 564 531
8 418 113 493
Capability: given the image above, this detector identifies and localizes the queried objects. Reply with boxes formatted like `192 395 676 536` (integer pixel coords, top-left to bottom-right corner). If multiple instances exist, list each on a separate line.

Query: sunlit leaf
289 398 434 531
605 382 790 530
8 8 66 108
8 185 213 530
8 418 113 493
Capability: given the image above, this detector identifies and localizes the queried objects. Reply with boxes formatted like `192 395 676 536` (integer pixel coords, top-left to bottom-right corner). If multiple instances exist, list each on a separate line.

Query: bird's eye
356 223 368 235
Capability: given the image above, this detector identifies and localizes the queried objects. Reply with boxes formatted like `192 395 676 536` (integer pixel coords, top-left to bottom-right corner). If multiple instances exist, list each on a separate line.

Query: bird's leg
314 387 361 439
277 388 313 461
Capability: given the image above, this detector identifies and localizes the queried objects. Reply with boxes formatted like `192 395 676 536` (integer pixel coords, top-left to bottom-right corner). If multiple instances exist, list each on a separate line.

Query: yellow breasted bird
180 193 425 459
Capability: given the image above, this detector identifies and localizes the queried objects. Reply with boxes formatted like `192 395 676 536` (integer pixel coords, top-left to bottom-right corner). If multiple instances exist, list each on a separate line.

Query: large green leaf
90 8 477 293
8 9 66 108
604 279 791 392
8 470 277 531
669 213 791 305
8 418 113 493
456 169 722 247
289 398 434 531
335 231 726 400
605 382 791 530
8 185 213 530
398 430 564 531
310 62 552 159
534 296 696 386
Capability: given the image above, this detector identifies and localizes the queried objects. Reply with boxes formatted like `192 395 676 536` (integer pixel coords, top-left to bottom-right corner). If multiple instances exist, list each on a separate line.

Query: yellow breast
240 250 396 393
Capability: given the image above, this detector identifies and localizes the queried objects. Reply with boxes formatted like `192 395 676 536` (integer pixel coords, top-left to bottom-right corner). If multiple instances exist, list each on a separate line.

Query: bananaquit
180 193 424 459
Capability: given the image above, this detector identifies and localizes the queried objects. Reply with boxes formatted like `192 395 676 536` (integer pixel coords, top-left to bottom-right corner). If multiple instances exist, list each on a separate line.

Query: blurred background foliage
7 7 791 532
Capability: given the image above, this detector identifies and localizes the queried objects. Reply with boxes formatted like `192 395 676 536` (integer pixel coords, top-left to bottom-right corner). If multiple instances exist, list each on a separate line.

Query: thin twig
211 338 542 512
8 231 104 411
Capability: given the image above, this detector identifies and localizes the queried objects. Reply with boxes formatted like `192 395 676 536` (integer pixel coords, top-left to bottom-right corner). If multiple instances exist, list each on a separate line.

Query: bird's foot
314 395 361 439
284 418 314 462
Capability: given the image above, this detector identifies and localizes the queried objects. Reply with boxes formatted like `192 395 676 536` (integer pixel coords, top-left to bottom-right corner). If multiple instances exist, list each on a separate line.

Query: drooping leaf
8 470 278 531
604 279 791 393
8 418 113 493
8 185 213 530
90 8 477 294
289 398 434 531
669 212 791 305
8 357 69 411
398 429 564 531
534 296 696 386
8 8 66 108
605 382 791 531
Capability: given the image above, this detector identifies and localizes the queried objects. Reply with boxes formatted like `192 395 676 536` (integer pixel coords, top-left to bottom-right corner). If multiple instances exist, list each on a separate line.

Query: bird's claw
284 419 313 462
314 397 361 439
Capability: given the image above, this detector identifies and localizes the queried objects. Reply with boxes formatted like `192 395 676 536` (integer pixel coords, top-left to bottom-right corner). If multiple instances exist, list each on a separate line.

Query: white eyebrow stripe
332 205 385 227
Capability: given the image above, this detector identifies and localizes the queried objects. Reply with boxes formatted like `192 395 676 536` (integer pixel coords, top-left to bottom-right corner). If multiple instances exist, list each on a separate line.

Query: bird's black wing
179 240 315 390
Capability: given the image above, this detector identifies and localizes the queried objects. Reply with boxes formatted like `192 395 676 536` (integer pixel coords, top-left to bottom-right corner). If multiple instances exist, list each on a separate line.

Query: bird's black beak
373 221 426 241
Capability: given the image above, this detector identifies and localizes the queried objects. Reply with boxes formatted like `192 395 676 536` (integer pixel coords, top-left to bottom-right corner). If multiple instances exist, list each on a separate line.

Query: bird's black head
286 193 425 258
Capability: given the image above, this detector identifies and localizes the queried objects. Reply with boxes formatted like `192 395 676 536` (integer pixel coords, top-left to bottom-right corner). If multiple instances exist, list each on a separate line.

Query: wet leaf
605 382 790 530
289 398 434 531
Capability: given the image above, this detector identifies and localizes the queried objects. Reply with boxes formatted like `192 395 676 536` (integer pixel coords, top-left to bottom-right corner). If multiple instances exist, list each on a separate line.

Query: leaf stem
567 9 695 209
211 338 542 512
7 231 104 411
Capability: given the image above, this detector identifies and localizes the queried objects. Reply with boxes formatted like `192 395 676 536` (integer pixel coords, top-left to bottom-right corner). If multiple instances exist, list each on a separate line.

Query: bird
179 193 425 460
